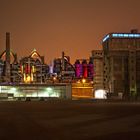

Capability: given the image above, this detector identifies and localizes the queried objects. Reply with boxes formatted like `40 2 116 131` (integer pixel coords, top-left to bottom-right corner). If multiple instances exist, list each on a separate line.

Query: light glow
46 87 52 91
10 87 17 93
82 78 86 83
25 75 31 83
95 89 107 99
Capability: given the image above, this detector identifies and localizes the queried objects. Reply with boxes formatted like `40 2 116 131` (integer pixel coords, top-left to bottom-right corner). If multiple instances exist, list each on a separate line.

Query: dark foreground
0 100 140 140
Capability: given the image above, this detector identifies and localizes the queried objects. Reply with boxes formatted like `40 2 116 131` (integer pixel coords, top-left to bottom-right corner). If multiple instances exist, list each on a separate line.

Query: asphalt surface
0 100 140 140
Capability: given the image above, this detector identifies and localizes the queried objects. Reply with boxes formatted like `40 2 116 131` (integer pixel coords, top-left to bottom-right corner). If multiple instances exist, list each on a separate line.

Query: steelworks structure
0 32 94 100
19 49 49 83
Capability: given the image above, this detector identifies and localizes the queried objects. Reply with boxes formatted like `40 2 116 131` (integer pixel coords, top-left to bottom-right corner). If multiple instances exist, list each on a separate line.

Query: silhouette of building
103 29 140 99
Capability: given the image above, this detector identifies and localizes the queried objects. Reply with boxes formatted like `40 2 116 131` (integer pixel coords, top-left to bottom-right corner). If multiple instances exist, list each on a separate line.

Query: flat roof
0 83 71 87
103 33 140 42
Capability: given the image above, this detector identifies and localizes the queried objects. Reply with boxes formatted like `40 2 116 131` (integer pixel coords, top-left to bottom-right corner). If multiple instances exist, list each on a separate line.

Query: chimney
5 32 11 82
62 51 65 71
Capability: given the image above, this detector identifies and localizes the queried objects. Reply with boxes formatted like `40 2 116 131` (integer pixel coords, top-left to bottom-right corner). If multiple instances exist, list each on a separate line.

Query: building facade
103 29 140 99
91 50 103 90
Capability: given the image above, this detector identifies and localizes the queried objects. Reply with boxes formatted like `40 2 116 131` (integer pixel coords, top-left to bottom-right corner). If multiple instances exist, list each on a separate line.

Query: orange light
77 80 81 84
31 73 33 81
32 66 36 73
53 77 56 81
82 78 86 83
25 75 31 83
31 52 38 57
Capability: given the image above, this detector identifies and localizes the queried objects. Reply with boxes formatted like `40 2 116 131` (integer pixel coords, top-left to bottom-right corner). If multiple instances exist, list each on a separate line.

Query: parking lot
0 100 140 140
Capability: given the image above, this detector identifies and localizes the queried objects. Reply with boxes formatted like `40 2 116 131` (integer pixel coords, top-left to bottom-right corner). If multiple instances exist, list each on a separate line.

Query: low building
0 83 72 100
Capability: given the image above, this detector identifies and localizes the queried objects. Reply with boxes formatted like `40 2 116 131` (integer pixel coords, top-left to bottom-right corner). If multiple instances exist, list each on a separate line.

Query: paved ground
0 100 140 140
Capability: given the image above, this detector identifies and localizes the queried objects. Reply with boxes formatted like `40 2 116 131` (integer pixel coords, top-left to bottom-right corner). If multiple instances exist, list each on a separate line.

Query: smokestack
5 32 11 82
62 51 65 71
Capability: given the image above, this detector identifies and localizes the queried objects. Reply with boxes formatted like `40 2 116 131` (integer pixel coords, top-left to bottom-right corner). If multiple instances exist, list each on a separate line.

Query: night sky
0 0 140 64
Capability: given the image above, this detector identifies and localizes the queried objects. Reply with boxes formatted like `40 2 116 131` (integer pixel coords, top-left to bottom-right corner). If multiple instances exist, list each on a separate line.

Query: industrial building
103 29 140 99
19 49 49 83
0 32 95 100
0 32 20 83
91 50 103 90
74 58 93 80
0 33 50 84
52 52 75 83
0 33 72 100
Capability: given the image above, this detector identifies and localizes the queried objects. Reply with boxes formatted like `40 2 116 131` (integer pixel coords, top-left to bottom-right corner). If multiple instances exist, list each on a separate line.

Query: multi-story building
91 50 103 90
102 29 140 99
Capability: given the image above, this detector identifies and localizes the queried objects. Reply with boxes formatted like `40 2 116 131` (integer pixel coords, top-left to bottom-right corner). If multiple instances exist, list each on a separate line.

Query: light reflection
95 89 107 99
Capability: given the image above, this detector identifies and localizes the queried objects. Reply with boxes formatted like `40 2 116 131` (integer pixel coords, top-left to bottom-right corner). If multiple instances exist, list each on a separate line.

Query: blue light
112 34 117 37
119 34 123 37
134 34 140 37
123 34 129 37
112 33 140 38
103 33 140 42
129 34 134 37
103 35 109 42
